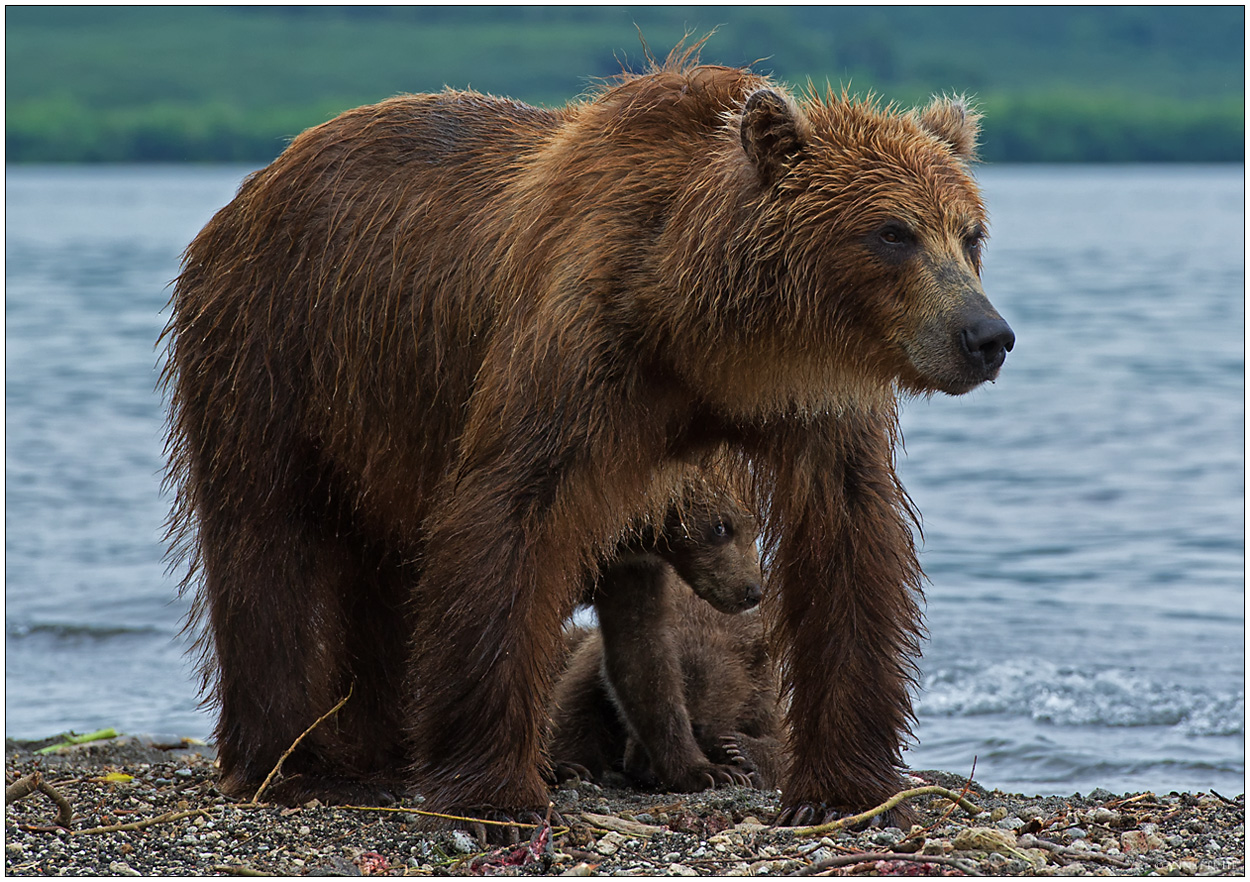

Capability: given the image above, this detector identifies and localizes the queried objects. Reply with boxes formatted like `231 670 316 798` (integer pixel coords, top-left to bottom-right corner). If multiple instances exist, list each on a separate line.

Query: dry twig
5 771 74 828
789 785 984 837
76 808 213 835
251 685 353 804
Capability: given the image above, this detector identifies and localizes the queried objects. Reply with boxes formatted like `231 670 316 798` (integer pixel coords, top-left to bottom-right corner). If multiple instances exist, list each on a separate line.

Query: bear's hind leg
202 487 403 806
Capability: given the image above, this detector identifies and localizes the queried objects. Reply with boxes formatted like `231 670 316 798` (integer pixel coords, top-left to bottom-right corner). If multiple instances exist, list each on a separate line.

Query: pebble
596 831 626 855
1089 807 1122 826
446 829 477 854
1121 829 1166 853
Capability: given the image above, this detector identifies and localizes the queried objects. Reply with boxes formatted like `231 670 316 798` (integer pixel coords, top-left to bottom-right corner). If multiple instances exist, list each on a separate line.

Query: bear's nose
960 317 1015 373
743 583 763 608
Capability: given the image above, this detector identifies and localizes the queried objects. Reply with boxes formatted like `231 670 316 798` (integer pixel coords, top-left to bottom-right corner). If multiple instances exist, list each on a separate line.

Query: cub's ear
740 88 809 186
915 95 981 161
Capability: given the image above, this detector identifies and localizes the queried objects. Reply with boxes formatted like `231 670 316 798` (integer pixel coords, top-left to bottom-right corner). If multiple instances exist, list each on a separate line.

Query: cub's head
739 88 1014 397
660 500 762 615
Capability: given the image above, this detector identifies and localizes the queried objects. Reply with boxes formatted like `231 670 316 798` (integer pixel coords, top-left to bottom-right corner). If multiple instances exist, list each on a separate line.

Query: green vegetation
6 6 1244 164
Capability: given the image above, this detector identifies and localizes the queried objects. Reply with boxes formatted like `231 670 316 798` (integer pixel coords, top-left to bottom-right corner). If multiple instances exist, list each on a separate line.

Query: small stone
667 864 698 876
107 861 141 877
871 829 899 846
1119 830 1165 853
447 829 477 854
595 831 625 855
298 825 311 836
1185 818 1207 833
989 807 1009 822
1089 807 1121 826
173 767 193 778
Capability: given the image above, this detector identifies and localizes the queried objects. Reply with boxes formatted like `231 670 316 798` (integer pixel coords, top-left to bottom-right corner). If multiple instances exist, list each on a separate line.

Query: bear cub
551 490 786 791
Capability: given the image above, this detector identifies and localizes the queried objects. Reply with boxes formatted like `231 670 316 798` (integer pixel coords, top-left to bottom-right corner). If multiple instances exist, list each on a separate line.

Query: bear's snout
959 316 1015 376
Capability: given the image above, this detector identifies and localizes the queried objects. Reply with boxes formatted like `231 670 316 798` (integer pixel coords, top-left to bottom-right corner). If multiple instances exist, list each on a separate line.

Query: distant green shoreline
6 6 1244 164
6 97 1242 165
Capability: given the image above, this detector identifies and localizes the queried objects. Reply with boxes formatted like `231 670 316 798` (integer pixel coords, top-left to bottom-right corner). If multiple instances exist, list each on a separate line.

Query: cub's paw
719 733 759 776
548 761 594 785
666 761 753 792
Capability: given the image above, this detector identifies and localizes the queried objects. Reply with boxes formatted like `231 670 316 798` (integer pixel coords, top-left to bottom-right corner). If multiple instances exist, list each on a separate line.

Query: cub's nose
743 583 763 609
960 317 1015 374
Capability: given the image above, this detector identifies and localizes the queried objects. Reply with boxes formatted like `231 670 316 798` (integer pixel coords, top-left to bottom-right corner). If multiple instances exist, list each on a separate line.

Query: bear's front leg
405 466 577 841
763 410 924 828
404 370 663 842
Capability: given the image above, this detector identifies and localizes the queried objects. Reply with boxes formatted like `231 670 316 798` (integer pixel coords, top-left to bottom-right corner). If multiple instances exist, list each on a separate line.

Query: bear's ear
740 88 809 186
915 95 981 161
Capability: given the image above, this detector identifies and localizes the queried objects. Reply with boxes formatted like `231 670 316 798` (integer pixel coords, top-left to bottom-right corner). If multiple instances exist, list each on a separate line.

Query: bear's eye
963 227 986 264
712 521 731 539
877 223 915 248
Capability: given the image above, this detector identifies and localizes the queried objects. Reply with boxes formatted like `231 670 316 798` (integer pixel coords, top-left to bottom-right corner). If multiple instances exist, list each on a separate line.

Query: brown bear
551 481 785 793
162 45 1012 834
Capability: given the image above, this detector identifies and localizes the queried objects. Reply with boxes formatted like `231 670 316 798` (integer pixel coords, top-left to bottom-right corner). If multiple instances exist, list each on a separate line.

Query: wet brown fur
163 44 1010 822
552 490 784 792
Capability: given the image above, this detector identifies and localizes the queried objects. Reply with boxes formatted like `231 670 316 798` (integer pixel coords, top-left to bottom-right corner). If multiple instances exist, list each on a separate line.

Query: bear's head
733 88 1014 400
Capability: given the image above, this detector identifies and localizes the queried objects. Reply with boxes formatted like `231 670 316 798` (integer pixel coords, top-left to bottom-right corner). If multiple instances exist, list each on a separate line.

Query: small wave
6 621 163 641
918 659 1244 736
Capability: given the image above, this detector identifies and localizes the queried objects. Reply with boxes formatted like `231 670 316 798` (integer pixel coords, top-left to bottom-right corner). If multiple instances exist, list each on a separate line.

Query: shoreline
5 735 1244 876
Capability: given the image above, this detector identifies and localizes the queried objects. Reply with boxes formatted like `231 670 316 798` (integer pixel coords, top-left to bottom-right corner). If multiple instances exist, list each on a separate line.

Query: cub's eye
712 521 730 538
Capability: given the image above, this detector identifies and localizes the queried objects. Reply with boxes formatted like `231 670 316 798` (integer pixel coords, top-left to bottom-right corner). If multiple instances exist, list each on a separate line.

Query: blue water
5 164 1244 797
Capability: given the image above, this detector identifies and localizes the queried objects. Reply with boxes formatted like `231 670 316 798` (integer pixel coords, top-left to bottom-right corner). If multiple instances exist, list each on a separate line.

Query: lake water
5 163 1244 798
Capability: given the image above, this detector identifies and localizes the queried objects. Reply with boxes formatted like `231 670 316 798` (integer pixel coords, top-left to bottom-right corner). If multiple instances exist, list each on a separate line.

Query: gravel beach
5 735 1244 876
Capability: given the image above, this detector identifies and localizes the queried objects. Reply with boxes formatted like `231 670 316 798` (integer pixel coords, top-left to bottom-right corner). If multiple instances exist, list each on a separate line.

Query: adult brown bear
163 47 1012 832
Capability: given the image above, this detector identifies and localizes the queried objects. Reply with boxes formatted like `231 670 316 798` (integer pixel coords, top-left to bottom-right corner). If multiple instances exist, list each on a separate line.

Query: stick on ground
6 771 74 828
251 686 353 804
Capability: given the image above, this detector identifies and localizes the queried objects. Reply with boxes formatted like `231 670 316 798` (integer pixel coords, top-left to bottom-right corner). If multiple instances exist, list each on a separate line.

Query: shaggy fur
163 46 1012 828
552 489 784 792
